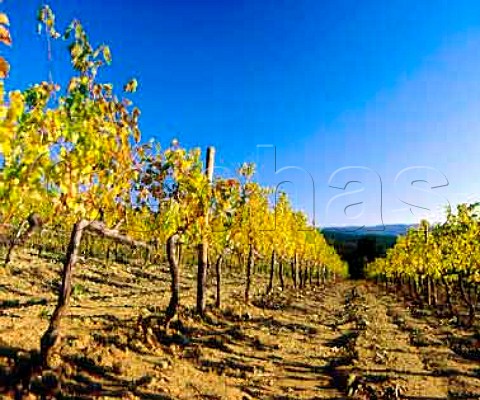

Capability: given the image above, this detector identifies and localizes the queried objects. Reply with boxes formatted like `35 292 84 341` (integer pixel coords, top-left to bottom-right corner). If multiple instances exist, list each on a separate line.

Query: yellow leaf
0 25 11 46
0 13 9 26
0 56 9 78
124 78 138 93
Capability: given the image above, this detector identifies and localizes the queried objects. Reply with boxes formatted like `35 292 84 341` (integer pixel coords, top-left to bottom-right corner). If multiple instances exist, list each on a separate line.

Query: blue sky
5 0 480 228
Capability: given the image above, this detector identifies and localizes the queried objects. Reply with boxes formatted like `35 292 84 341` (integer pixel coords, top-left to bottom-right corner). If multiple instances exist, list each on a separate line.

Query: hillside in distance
321 224 416 279
322 224 416 239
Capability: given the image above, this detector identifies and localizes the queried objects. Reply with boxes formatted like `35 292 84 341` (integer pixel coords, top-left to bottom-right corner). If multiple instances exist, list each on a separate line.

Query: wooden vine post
215 254 223 308
244 243 254 303
267 250 276 294
164 234 180 328
197 147 215 316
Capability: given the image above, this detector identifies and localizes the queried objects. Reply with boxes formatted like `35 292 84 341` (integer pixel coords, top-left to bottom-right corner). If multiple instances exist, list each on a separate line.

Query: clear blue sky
5 0 480 228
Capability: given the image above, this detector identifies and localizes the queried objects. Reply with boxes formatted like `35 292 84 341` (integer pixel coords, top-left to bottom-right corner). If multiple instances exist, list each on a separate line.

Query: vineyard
367 206 480 327
0 4 480 400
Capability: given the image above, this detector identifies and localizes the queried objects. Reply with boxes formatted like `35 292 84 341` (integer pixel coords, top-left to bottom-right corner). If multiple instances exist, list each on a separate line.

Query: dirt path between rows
335 282 480 399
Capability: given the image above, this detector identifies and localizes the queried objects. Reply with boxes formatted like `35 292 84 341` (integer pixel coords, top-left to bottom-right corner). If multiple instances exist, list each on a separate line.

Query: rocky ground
0 249 478 399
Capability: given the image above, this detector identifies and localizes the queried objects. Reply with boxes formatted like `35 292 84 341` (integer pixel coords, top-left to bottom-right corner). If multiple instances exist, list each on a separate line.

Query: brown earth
0 249 479 399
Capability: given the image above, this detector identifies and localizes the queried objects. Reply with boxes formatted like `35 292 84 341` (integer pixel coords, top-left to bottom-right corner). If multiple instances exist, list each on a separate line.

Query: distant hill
321 224 416 279
322 224 416 238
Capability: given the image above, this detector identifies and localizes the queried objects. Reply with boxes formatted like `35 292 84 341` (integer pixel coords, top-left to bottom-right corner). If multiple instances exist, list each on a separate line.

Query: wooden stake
197 147 215 316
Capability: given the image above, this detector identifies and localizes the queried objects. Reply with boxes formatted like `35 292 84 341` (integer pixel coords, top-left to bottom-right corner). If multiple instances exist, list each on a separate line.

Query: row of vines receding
367 204 480 326
0 3 347 391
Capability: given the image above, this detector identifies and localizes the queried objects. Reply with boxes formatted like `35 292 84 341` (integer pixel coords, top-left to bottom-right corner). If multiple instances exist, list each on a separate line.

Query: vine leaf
124 78 138 93
0 56 9 78
0 13 9 26
0 24 11 46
